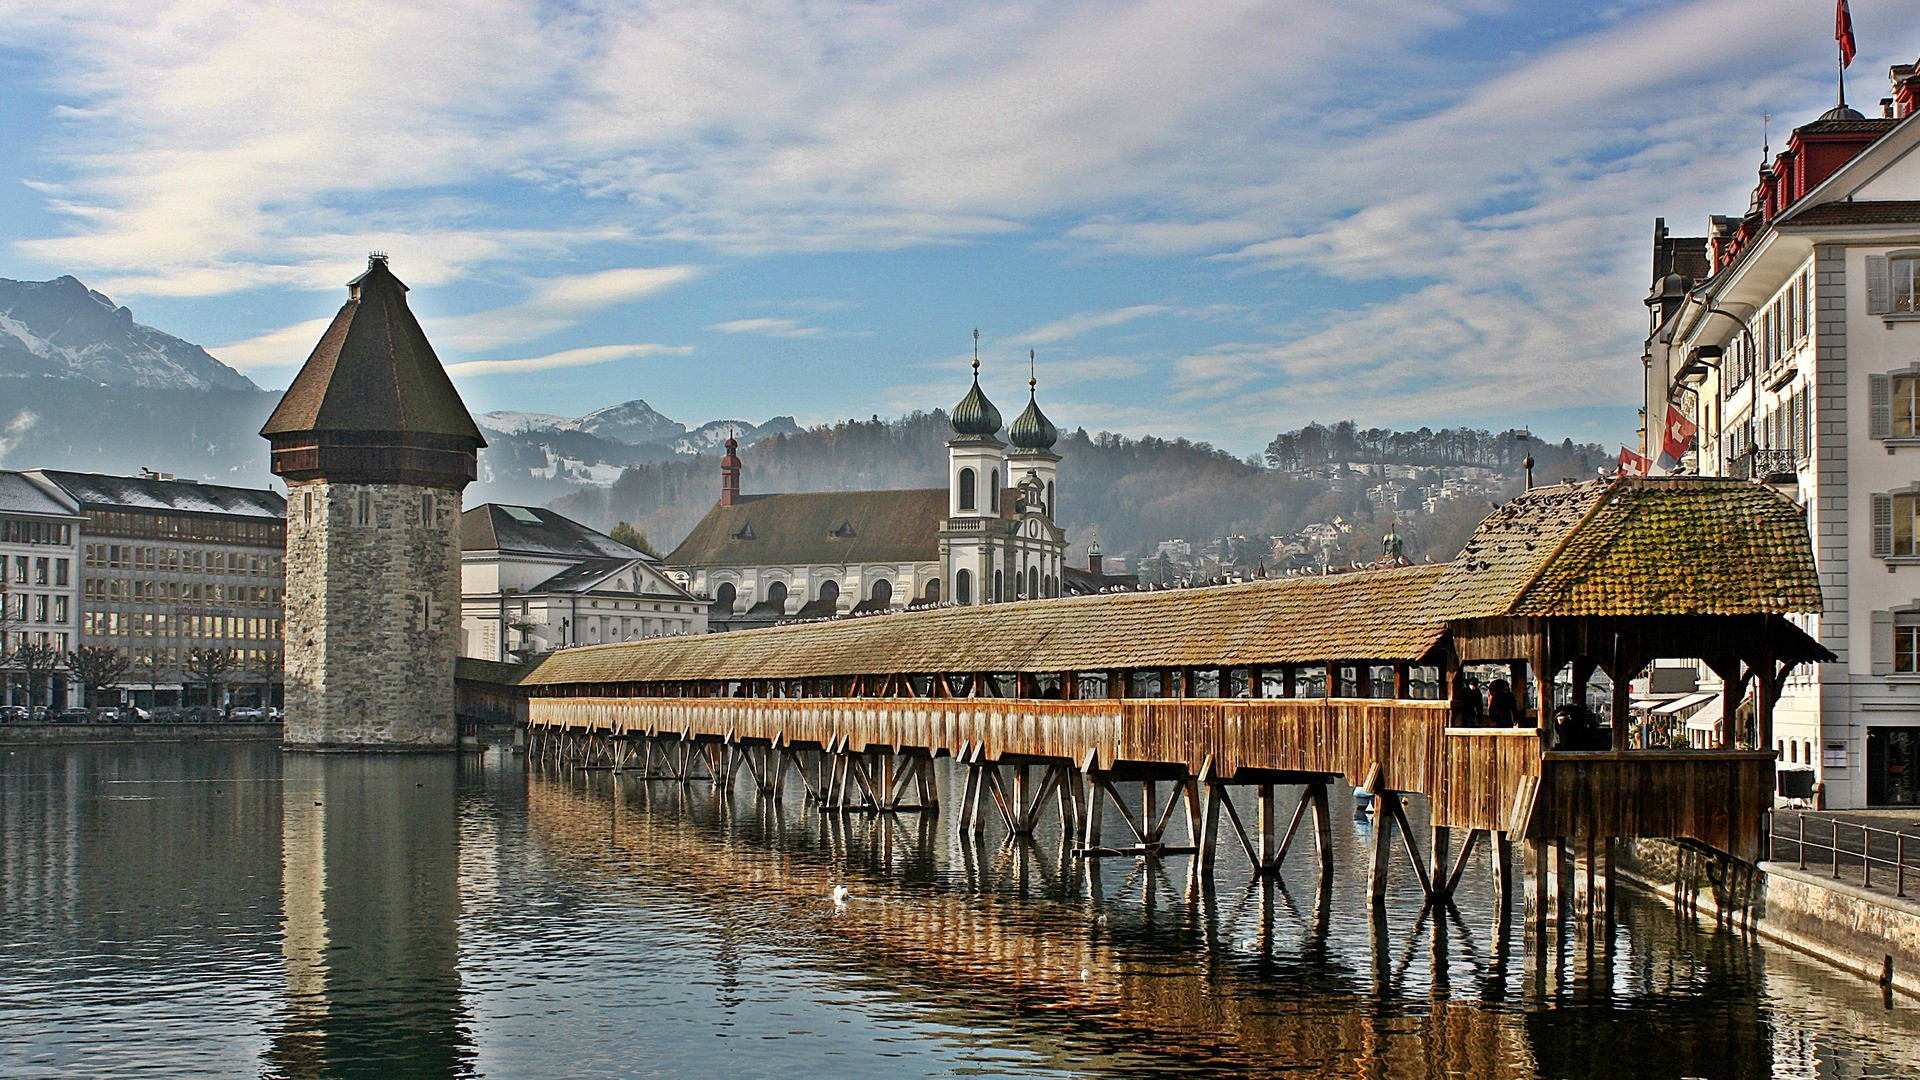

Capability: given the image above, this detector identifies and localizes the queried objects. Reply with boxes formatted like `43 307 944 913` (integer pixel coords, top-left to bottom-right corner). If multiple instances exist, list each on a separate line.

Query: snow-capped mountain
674 417 801 454
477 401 799 453
474 411 572 436
0 276 258 391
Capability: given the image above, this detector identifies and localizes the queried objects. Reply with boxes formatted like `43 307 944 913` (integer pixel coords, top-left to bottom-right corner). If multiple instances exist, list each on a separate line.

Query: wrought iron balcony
1727 448 1798 484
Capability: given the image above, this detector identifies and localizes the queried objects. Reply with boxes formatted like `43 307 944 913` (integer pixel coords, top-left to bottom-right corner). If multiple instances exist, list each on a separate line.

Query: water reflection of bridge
523 768 1790 1079
521 479 1828 936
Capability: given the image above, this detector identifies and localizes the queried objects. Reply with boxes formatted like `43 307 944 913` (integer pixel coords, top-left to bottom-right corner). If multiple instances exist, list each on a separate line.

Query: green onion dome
951 358 1002 437
1009 378 1058 451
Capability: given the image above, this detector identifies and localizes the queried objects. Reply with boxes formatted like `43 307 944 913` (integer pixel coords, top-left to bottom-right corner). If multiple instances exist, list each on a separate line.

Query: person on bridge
1450 673 1484 726
1486 678 1520 727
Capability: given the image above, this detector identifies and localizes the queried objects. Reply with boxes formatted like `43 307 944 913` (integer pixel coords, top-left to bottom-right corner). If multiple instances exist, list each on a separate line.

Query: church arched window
1028 567 1039 599
817 580 839 607
714 582 736 614
765 581 788 612
1045 480 1055 515
955 570 972 604
993 569 1003 602
990 470 1001 512
958 468 976 511
870 578 892 607
925 578 941 602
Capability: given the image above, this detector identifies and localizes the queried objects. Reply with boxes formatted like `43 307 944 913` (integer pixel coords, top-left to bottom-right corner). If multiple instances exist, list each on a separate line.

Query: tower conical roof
261 256 485 443
951 359 1002 438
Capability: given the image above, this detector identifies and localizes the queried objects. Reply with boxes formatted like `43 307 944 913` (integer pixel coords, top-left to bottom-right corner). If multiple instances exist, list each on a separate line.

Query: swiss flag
1618 447 1653 476
1661 405 1698 464
1838 0 1857 69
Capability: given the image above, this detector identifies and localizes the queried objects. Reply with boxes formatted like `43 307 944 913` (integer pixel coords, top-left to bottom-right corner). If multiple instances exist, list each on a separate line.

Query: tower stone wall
284 481 462 748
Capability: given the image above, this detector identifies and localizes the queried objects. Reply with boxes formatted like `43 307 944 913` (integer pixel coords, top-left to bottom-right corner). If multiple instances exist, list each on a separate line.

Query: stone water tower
262 255 486 749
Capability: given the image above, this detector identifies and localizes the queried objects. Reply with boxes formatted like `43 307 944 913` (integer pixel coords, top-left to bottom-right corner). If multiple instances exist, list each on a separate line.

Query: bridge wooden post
1431 825 1451 900
1309 779 1334 884
1368 790 1394 906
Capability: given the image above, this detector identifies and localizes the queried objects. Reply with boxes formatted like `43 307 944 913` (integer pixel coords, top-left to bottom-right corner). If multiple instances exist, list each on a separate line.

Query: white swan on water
831 885 851 907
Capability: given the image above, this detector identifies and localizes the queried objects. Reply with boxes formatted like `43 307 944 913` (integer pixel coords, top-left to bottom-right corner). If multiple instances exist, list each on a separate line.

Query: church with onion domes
663 338 1069 630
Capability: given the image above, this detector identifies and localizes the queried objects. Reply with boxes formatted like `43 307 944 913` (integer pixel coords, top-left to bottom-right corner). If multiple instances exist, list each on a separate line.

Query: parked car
0 705 27 722
128 706 152 722
150 707 182 723
230 707 264 722
29 706 50 722
56 708 91 724
92 707 122 723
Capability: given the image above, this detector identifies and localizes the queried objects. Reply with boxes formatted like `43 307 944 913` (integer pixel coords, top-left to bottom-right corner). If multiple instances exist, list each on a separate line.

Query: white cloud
434 265 702 352
1011 305 1171 346
445 344 692 378
213 316 338 373
707 317 829 339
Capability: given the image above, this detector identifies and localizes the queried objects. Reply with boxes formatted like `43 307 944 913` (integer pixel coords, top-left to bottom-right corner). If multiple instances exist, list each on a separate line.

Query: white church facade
664 355 1068 630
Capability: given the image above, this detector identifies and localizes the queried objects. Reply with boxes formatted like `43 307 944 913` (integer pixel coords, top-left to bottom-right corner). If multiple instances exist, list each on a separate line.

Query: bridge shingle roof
1431 476 1822 619
522 564 1451 685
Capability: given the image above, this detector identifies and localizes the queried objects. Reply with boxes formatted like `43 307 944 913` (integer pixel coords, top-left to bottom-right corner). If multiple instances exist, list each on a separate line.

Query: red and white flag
1618 447 1653 476
1656 404 1698 472
1837 0 1857 68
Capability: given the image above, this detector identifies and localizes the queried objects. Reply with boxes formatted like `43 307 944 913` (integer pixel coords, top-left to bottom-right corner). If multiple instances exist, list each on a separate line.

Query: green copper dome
951 360 1002 437
1009 382 1058 451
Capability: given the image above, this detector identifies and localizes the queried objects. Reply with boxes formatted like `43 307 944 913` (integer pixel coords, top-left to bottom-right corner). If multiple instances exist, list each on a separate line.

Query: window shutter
1872 611 1895 676
1867 255 1892 314
1794 390 1809 459
1871 373 1892 438
1874 493 1895 557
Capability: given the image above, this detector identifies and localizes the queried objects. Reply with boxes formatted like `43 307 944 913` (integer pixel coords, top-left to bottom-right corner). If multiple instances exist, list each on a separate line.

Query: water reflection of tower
269 756 469 1079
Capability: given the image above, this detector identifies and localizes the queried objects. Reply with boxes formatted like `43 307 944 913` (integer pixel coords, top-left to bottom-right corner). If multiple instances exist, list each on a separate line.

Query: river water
2 744 1915 1079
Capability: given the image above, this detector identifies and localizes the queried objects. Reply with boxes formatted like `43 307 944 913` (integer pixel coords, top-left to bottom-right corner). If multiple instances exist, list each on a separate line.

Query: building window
1873 371 1920 440
990 470 1001 512
1869 251 1920 315
1874 491 1920 558
1898 614 1920 675
1896 256 1920 313
955 569 972 605
958 468 976 511
714 582 736 614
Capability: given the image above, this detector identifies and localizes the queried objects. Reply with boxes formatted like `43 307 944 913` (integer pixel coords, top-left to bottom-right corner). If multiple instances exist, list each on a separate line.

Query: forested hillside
553 412 1608 573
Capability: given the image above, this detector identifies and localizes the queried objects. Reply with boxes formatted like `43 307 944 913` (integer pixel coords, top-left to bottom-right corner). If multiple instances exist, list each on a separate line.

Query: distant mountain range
0 275 802 503
0 276 257 391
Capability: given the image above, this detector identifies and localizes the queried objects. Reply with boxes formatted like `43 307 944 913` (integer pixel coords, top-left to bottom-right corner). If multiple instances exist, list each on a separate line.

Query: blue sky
1 0 1912 456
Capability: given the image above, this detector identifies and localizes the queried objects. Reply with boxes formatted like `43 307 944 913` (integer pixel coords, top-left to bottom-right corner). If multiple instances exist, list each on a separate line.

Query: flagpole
1840 50 1848 112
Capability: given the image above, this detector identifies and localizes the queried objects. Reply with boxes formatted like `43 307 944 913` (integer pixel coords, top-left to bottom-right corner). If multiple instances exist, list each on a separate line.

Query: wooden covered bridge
520 477 1829 922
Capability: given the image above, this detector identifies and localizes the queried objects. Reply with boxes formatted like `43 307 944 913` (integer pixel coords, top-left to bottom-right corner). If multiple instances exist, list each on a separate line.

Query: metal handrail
1770 811 1918 899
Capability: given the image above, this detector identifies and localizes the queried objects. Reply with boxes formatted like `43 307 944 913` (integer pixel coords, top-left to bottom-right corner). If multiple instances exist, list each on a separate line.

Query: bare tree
0 579 16 705
185 647 238 717
14 642 62 711
67 645 131 708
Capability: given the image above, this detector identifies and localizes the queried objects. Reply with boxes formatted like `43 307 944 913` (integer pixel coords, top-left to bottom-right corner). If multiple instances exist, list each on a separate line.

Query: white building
666 358 1068 627
460 504 705 661
0 472 83 708
1644 62 1920 806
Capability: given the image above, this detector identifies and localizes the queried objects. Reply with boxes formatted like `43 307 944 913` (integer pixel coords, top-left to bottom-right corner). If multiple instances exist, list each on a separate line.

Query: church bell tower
262 255 486 749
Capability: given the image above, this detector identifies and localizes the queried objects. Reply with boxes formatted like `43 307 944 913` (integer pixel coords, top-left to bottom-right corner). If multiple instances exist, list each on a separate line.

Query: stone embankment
1617 836 1920 1000
0 723 282 745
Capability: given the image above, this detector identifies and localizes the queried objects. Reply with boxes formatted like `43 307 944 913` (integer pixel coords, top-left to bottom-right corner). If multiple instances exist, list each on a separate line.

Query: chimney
720 437 742 507
1087 541 1103 576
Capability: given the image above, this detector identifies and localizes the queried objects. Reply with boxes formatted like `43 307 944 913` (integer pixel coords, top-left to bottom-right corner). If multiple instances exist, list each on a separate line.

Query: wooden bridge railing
528 692 1769 856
